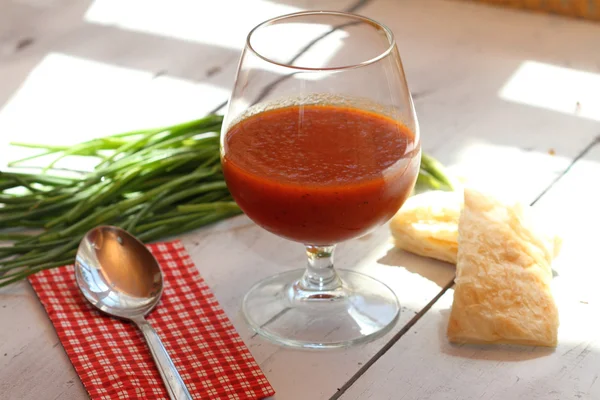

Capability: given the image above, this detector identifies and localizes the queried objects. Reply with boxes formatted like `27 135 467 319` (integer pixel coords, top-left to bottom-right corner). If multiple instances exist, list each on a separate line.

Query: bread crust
447 188 559 347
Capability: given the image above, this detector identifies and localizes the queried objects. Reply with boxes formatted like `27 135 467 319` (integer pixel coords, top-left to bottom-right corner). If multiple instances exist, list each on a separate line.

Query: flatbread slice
447 188 559 347
390 190 561 265
390 191 462 264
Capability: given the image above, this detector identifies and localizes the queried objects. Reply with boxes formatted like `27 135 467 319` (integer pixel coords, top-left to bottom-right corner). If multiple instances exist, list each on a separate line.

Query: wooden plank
180 2 600 399
179 216 456 400
339 141 600 400
364 0 600 197
0 1 377 399
0 0 355 164
334 5 600 398
0 282 88 400
1 0 600 399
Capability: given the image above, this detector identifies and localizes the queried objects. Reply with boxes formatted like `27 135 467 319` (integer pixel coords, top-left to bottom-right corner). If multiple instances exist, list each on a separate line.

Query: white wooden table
1 0 600 399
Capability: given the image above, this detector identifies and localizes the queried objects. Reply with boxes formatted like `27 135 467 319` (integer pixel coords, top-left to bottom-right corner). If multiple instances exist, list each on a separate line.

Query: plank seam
530 135 600 206
331 134 600 398
329 280 455 400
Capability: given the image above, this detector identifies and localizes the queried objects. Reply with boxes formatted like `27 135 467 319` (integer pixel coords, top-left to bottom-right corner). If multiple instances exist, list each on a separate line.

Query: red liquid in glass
222 104 420 244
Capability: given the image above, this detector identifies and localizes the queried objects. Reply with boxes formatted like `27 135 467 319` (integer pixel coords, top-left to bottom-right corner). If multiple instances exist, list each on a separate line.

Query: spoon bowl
75 225 192 400
75 225 163 319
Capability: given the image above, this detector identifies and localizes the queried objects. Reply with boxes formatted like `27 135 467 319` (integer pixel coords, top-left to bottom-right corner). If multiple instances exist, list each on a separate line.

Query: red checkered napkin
29 240 274 400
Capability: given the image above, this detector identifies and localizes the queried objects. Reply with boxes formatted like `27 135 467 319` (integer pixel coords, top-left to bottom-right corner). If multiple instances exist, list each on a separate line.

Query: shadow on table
377 246 455 288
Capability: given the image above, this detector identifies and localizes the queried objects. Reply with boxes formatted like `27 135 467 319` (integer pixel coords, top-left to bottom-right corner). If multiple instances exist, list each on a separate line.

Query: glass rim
245 10 396 72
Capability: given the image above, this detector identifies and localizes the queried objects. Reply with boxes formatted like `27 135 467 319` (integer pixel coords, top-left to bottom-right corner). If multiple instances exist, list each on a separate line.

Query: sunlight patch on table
448 139 569 202
0 52 228 169
348 237 455 312
499 60 600 122
533 154 600 306
84 0 303 51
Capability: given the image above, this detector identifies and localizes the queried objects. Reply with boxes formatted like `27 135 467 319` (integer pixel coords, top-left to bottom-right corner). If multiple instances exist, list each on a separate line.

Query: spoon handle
134 318 193 400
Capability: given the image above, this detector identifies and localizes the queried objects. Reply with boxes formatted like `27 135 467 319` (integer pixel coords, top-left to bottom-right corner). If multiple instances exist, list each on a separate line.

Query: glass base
242 269 400 349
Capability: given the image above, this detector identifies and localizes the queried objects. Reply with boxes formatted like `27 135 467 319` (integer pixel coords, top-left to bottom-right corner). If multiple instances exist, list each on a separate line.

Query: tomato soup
222 104 420 244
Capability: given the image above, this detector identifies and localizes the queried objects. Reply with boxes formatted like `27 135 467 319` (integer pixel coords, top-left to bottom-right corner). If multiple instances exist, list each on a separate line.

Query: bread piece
390 191 462 264
390 190 562 264
447 188 559 347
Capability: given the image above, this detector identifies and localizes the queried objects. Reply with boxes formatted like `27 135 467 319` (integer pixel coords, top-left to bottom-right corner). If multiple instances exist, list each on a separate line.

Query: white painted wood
366 0 600 199
340 145 600 400
179 216 456 400
1 0 600 399
183 2 600 397
0 0 351 163
0 282 88 400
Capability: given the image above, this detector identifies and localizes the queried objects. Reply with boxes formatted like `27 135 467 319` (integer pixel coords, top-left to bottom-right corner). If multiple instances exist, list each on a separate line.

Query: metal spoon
74 225 192 400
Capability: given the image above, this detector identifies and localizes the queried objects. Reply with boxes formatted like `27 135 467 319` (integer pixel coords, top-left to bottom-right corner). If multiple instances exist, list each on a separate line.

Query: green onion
0 115 239 287
420 152 454 191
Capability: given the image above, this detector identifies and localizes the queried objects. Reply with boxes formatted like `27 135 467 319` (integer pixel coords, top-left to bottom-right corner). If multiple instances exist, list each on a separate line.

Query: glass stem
300 245 343 291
